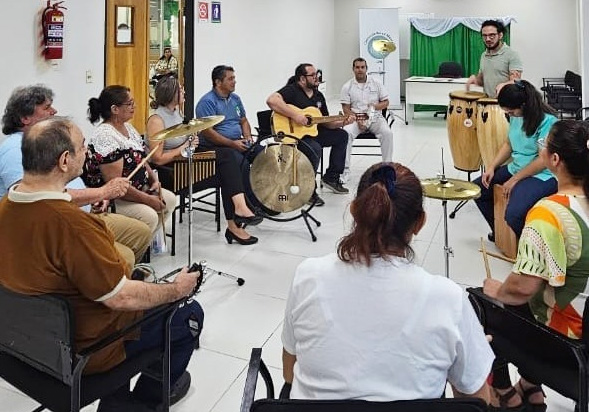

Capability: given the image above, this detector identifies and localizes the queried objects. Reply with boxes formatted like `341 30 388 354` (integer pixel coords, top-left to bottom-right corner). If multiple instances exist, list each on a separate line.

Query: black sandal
517 382 547 412
490 387 525 412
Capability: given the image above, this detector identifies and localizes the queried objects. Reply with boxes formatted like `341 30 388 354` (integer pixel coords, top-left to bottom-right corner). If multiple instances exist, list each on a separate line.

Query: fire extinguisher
41 0 67 60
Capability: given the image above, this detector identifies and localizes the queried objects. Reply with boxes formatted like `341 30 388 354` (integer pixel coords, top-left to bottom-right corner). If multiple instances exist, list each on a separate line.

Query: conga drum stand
421 174 481 278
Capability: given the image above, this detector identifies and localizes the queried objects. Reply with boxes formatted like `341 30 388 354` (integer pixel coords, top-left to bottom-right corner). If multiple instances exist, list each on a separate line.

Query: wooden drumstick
478 248 516 264
480 237 492 279
158 190 167 247
127 143 161 181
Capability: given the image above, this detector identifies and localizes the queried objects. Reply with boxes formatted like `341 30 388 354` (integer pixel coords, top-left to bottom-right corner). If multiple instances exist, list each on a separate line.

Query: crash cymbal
250 144 315 213
372 39 396 53
150 116 225 141
421 177 481 201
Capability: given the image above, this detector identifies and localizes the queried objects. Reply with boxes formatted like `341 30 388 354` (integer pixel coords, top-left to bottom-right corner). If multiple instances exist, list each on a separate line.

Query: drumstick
477 248 516 264
127 143 161 181
159 190 167 247
480 237 492 279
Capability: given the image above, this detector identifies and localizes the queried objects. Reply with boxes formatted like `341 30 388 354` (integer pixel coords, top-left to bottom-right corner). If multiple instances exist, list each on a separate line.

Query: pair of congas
446 91 509 172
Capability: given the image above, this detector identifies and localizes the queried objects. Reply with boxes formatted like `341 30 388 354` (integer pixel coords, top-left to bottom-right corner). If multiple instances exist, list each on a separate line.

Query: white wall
0 0 105 137
193 0 335 120
333 0 579 96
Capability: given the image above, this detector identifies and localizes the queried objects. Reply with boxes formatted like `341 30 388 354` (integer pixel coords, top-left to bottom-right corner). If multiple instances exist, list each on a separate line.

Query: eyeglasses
482 33 498 39
304 73 318 78
119 99 135 107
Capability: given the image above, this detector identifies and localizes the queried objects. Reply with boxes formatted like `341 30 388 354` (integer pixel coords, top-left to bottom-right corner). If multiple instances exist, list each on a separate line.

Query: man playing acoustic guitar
267 63 354 206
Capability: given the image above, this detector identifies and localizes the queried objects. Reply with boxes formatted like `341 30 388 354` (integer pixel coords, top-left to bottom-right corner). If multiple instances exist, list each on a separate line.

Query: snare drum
447 91 485 172
476 98 509 168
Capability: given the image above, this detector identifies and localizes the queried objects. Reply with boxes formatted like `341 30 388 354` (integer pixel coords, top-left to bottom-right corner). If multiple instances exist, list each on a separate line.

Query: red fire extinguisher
42 0 67 60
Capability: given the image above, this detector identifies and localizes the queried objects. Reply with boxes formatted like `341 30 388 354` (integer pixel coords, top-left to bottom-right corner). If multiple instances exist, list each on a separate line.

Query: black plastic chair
434 62 464 118
467 287 589 412
240 348 488 412
541 71 582 118
0 284 181 412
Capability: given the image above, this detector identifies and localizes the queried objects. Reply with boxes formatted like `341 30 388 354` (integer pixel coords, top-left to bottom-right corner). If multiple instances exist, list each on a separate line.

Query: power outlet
85 70 93 83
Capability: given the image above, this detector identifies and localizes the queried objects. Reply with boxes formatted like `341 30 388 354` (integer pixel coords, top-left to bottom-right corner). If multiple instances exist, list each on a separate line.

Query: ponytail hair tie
370 165 397 198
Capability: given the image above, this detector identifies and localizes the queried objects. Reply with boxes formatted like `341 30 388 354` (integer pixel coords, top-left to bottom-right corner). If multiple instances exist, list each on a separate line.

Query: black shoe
307 193 325 207
488 232 495 243
233 214 263 226
321 177 349 194
169 371 191 406
225 228 258 245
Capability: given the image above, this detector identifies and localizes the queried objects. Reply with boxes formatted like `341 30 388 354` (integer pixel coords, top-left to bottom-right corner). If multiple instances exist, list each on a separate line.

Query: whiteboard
399 12 434 59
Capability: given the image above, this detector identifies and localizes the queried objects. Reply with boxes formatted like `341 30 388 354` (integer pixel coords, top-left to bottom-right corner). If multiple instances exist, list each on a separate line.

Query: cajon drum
493 184 518 259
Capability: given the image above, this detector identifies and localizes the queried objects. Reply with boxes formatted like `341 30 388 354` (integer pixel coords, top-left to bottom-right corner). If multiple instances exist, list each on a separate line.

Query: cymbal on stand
150 116 225 141
421 177 481 201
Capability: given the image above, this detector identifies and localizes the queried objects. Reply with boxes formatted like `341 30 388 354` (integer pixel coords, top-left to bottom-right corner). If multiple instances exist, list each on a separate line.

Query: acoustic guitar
271 104 364 144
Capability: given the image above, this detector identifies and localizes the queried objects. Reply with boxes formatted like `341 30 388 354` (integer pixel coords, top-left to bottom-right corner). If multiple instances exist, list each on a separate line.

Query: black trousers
298 127 347 182
208 146 250 221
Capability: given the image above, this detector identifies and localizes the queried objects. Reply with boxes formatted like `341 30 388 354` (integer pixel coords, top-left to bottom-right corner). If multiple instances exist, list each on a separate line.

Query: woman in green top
474 80 558 239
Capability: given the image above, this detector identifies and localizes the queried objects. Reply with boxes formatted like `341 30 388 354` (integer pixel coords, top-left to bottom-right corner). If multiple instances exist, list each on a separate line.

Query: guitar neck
309 115 346 125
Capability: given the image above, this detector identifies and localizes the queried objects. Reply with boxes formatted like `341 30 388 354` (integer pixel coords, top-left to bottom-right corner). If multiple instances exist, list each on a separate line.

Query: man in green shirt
466 20 523 98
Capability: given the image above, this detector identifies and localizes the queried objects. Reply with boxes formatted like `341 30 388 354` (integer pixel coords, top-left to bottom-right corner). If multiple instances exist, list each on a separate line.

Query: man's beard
306 79 317 89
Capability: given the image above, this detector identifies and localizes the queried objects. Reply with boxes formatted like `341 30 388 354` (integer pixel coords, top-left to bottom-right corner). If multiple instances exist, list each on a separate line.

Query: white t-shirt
282 253 494 401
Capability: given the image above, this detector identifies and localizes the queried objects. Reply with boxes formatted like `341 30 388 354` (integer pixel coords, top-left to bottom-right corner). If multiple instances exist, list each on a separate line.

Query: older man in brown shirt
0 117 203 411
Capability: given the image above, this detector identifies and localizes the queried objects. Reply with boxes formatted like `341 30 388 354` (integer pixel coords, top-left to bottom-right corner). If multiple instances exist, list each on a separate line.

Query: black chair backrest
0 286 74 384
251 398 487 412
435 62 464 78
257 110 273 138
467 287 587 401
565 70 582 92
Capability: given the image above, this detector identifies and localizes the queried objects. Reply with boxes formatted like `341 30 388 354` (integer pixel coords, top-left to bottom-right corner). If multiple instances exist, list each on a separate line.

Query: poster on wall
198 1 209 22
358 8 401 107
211 2 221 23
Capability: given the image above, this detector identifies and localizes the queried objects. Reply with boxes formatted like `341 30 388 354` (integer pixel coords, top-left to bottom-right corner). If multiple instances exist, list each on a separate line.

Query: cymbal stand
158 260 245 290
184 134 246 287
448 169 476 219
438 149 453 278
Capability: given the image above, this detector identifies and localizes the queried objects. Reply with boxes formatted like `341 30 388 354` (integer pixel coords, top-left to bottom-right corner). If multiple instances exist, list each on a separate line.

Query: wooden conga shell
446 90 485 172
477 98 509 167
493 184 517 259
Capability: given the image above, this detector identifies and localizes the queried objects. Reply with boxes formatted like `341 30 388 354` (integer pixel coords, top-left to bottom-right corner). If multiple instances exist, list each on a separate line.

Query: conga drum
476 98 509 168
447 91 485 172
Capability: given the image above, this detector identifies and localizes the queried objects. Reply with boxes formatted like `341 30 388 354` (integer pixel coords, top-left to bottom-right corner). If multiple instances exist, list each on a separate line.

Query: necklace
558 192 587 198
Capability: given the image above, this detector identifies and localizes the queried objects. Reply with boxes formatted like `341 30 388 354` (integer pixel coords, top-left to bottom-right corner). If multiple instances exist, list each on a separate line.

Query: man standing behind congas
466 20 523 98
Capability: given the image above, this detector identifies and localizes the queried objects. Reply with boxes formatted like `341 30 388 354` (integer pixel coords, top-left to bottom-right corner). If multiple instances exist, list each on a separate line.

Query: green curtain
409 24 510 111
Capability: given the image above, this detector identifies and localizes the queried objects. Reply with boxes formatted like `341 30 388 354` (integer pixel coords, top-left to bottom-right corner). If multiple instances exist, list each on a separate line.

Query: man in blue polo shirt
195 65 262 246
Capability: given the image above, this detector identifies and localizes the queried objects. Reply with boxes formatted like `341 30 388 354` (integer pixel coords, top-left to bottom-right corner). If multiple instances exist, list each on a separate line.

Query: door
106 0 149 134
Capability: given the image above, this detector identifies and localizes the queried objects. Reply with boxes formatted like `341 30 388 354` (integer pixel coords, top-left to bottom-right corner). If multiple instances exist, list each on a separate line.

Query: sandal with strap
516 382 547 412
490 387 526 412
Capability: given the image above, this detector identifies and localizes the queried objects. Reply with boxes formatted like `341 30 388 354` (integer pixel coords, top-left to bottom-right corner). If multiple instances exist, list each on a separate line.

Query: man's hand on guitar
343 114 355 127
293 113 309 126
231 139 250 152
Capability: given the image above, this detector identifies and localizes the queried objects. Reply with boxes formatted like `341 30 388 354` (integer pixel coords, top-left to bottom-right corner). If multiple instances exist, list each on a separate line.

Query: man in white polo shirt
341 58 393 181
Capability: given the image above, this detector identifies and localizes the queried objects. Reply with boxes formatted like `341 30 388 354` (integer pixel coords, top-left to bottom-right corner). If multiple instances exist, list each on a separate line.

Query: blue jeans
473 165 557 237
125 299 204 404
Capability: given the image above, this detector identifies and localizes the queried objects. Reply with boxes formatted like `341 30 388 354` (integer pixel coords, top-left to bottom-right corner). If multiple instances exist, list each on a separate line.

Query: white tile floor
0 108 576 411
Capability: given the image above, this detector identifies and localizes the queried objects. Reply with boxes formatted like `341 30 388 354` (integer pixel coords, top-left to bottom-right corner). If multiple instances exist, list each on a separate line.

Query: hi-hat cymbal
421 177 481 201
250 144 315 213
150 116 225 141
372 39 396 53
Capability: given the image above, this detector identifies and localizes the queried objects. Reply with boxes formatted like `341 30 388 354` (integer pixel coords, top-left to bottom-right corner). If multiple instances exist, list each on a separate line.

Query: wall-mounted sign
198 1 208 22
211 2 221 23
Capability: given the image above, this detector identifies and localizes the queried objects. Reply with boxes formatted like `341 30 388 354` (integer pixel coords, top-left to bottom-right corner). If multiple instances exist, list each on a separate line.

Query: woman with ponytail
474 80 558 240
280 162 494 402
483 120 589 412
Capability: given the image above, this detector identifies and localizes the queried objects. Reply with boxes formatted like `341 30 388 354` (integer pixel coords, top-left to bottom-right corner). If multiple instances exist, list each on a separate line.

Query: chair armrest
78 298 183 358
240 348 275 412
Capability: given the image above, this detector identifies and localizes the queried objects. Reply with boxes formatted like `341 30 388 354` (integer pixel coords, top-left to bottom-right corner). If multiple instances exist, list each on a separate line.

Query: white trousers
343 116 394 169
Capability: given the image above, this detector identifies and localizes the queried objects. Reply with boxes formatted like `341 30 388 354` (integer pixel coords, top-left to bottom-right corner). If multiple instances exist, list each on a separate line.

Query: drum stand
448 169 477 219
184 135 245 288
